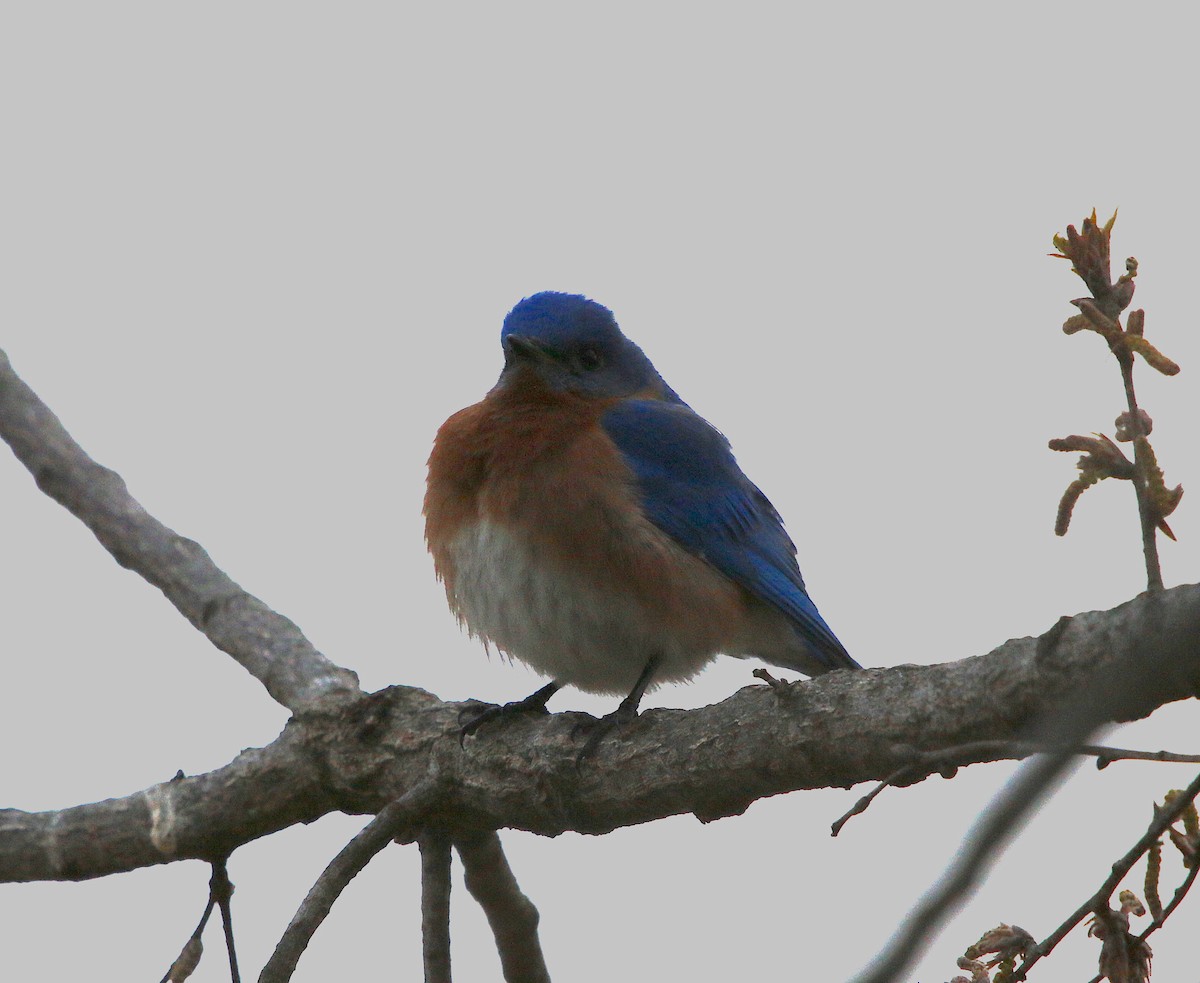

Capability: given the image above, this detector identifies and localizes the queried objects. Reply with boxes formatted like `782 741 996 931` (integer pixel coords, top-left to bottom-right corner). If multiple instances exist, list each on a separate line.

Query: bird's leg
574 655 661 763
459 681 563 745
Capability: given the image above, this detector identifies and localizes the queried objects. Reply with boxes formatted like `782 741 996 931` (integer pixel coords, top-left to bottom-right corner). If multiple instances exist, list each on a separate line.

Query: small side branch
420 832 453 983
456 832 551 983
1081 859 1200 983
1013 769 1200 981
832 740 1200 835
0 347 361 711
160 894 215 983
1119 355 1166 590
259 784 436 983
1136 859 1200 947
158 858 240 983
211 860 241 983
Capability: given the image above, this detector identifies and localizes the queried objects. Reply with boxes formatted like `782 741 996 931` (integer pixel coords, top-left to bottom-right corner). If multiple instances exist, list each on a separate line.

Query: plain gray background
3 4 1200 980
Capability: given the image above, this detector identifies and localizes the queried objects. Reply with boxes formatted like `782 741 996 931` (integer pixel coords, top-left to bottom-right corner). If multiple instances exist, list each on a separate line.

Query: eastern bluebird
425 292 859 751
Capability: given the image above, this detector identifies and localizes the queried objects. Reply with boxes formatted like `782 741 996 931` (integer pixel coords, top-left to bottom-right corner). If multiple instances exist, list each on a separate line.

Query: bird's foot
571 701 641 765
571 656 660 766
459 682 561 746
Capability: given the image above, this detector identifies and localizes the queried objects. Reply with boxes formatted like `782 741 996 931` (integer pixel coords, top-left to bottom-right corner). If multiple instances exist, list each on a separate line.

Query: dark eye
578 347 604 372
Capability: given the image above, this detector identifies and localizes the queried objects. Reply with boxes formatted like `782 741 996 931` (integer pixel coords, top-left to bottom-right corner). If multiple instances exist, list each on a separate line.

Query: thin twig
1012 768 1200 981
211 860 241 983
0 347 361 711
159 896 215 983
158 858 240 983
420 832 453 983
456 831 551 983
1118 355 1165 590
1051 215 1176 588
832 740 1200 836
258 783 436 983
851 750 1080 983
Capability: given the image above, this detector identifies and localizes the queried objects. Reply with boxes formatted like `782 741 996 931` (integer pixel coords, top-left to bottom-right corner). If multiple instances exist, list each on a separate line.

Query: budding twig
1049 210 1182 590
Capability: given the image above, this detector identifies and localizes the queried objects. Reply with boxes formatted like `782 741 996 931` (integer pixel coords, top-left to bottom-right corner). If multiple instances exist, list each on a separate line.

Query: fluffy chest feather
424 379 748 693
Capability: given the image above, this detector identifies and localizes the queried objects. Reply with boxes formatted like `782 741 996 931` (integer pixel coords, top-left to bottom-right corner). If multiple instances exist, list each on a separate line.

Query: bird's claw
458 691 555 746
571 703 640 766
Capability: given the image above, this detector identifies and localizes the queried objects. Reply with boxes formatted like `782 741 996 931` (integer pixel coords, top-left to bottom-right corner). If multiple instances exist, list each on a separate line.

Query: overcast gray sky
4 5 1200 981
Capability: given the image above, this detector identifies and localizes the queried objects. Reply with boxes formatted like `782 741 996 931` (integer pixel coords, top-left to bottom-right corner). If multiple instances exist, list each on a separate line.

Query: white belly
445 520 721 694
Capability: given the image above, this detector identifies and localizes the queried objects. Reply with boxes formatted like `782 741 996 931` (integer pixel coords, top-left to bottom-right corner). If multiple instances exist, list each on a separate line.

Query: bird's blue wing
601 399 857 672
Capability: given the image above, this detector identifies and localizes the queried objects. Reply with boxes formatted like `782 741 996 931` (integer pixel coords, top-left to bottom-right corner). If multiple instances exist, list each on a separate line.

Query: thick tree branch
4 585 1198 886
0 348 361 711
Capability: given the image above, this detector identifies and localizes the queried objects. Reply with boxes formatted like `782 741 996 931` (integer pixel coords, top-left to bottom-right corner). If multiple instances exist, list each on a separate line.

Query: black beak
502 334 548 364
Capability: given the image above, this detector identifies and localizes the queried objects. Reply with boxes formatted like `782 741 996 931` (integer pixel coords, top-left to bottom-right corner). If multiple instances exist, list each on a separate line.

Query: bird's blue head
499 292 681 401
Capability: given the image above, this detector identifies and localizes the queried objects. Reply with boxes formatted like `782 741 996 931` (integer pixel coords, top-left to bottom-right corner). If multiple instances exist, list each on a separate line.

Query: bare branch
456 832 550 983
0 347 361 711
259 784 437 983
420 832 453 983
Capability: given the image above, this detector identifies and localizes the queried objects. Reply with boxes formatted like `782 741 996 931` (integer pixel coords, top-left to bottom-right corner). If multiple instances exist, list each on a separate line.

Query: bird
424 291 860 755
